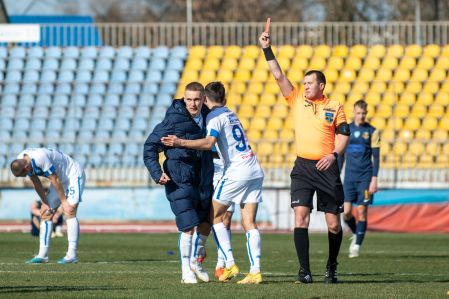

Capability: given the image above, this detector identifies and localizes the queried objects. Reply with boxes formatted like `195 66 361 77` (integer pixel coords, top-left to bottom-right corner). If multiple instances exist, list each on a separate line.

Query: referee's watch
332 152 339 159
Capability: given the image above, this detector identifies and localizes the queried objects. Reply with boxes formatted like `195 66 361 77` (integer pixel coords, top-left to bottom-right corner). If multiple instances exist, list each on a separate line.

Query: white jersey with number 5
206 106 264 180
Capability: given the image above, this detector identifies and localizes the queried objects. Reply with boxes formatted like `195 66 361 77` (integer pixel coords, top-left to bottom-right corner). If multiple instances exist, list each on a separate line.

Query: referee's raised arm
258 31 293 97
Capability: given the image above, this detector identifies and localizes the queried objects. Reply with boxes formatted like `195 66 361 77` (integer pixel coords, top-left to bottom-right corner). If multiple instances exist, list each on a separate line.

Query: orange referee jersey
285 87 347 160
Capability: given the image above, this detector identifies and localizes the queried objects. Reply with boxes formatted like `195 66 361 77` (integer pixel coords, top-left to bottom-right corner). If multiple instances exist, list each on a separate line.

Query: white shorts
47 171 86 209
214 173 234 212
213 177 263 207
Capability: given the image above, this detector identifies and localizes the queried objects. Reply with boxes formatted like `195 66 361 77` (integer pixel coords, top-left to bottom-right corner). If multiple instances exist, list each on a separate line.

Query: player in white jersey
10 148 86 264
162 81 264 284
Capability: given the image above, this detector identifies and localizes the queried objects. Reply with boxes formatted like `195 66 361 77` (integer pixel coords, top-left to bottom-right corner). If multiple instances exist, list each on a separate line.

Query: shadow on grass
0 286 157 294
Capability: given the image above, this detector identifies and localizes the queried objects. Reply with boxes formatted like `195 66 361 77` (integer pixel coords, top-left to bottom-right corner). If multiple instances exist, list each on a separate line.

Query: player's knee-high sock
66 217 79 258
216 229 230 268
355 221 367 246
294 228 310 272
37 220 53 258
345 216 357 234
328 229 343 265
212 222 234 268
179 232 193 274
190 232 208 265
246 229 261 274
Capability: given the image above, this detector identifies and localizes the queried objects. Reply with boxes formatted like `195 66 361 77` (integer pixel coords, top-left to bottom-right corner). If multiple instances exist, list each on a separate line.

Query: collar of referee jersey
304 95 328 106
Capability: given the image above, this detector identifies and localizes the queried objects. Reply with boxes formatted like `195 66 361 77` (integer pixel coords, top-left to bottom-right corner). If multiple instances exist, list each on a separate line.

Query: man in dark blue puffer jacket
143 82 214 284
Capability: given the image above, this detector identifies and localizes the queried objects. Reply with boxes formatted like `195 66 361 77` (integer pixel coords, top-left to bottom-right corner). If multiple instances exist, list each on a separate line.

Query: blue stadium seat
113 58 130 70
122 155 137 167
118 106 134 118
104 154 120 167
81 118 97 131
101 106 116 118
36 95 52 107
92 70 109 83
63 47 80 58
30 118 47 131
0 131 11 142
99 46 115 58
28 46 44 58
166 58 184 71
38 83 54 94
1 106 14 118
12 131 27 142
139 94 156 106
87 95 103 107
79 58 95 71
131 58 147 70
75 70 92 83
78 130 94 141
108 143 124 155
96 58 112 70
46 130 61 139
64 118 81 131
29 130 44 141
163 70 180 83
18 95 34 106
16 106 32 118
0 70 4 81
146 70 162 82
23 70 39 83
156 94 173 106
160 83 177 94
25 58 42 70
14 118 30 131
0 47 6 59
134 46 151 59
117 46 133 59
21 83 37 94
170 46 188 59
72 95 86 106
92 143 107 155
46 47 62 58
7 58 24 70
115 119 131 131
5 70 22 82
90 83 106 95
107 82 124 94
149 58 166 71
2 95 17 106
153 46 169 59
74 83 89 95
111 70 126 82
89 155 103 168
128 70 144 82
131 117 148 131
1 118 13 130
98 118 114 131
121 94 137 107
61 58 77 71
10 46 26 58
84 107 100 118
55 83 72 95
49 106 66 118
104 94 120 106
47 118 63 131
42 58 59 70
124 82 141 94
41 70 57 83
3 83 20 94
53 95 69 107
81 46 97 59
0 59 6 70
33 107 49 119
58 70 76 83
129 129 145 140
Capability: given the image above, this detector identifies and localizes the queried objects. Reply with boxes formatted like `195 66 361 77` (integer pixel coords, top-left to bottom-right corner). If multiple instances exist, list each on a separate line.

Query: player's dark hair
10 159 24 177
304 70 326 85
185 82 204 93
205 81 226 104
354 99 368 110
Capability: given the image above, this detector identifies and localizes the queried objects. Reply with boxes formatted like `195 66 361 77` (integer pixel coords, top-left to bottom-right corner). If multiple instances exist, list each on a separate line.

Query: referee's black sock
344 216 356 234
328 229 343 265
294 227 310 273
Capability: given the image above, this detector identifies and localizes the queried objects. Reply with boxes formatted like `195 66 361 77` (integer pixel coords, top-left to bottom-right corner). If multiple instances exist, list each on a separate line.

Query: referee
259 31 350 284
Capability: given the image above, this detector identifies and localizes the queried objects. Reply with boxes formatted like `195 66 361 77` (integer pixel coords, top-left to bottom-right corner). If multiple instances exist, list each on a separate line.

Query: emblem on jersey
362 132 370 139
354 131 360 138
324 112 334 124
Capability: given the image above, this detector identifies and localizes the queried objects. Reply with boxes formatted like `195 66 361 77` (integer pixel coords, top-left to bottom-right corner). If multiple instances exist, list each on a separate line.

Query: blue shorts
343 181 373 205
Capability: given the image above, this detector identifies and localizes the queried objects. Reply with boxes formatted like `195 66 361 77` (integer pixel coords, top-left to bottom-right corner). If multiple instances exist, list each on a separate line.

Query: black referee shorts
290 157 344 214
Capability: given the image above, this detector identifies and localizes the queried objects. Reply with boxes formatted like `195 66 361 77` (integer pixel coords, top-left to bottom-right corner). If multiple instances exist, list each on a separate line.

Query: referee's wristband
263 46 275 61
332 152 338 159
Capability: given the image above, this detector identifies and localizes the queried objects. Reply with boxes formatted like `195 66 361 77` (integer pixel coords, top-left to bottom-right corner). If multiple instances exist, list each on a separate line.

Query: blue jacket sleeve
143 119 173 183
372 148 380 177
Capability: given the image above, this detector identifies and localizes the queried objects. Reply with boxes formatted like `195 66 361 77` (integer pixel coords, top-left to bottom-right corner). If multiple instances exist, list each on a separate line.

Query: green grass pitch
0 232 448 298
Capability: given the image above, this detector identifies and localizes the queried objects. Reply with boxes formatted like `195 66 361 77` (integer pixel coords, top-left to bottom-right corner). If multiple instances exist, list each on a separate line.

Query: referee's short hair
205 81 226 104
354 99 368 110
185 82 204 94
305 70 326 85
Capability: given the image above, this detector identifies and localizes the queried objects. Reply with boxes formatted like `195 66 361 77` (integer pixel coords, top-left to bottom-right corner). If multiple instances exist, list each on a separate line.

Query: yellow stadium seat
247 82 264 94
410 104 427 118
381 57 398 69
370 82 387 93
308 57 326 70
283 117 294 130
416 56 434 70
392 69 410 82
422 118 438 131
267 118 283 130
185 58 203 71
387 44 404 57
370 45 386 57
221 57 238 71
442 143 449 156
256 142 274 157
404 82 421 94
441 81 449 93
410 69 427 82
323 68 338 83
381 92 397 106
352 82 369 94
259 93 276 106
441 45 449 57
428 68 446 82
350 45 367 58
225 46 241 58
181 69 199 82
428 104 444 118
239 57 255 70
279 45 296 59
291 56 308 70
327 56 344 70
357 68 375 82
226 93 242 106
376 105 392 118
433 129 448 142
272 104 288 118
438 117 449 130
387 81 404 94
417 154 434 169
416 92 433 106
329 92 345 104
315 45 331 58
415 129 431 140
435 56 449 69
247 130 261 141
346 93 363 107
239 117 249 130
333 45 349 57
325 82 334 93
393 141 408 155
252 70 268 83
203 57 220 70
398 129 413 141
229 81 246 94
363 56 380 69
190 45 207 58
216 69 234 83
409 142 425 155
265 81 280 95
243 45 260 59
369 117 386 129
398 92 416 106
339 69 356 82
286 69 304 83
344 56 362 70
238 105 254 118
365 92 381 106
279 130 294 141
426 142 440 156
234 69 251 82
423 81 439 94
435 92 449 105
394 104 409 119
255 57 270 70
199 70 216 83
207 46 224 58
296 45 313 58
249 117 266 131
375 69 392 81
381 129 395 141
403 116 421 130
242 93 260 106
386 118 403 131
404 44 422 57
398 56 416 70
436 155 449 169
277 57 291 70
264 129 279 140
423 44 440 57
